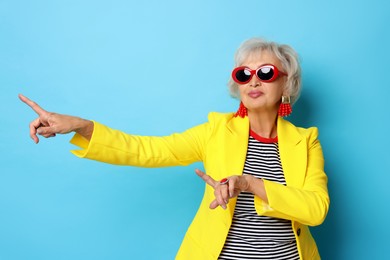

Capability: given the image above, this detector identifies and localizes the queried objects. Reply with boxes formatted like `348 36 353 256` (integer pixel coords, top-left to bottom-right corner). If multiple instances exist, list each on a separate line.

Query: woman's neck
247 111 278 139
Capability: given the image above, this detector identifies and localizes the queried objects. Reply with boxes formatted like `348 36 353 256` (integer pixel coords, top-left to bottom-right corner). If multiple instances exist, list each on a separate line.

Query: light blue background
1 0 389 259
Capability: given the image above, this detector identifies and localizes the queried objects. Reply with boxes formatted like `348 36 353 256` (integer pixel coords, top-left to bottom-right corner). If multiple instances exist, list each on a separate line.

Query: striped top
218 131 299 260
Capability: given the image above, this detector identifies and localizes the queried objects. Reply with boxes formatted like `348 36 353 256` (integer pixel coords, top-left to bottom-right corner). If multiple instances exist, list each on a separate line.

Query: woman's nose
249 75 261 87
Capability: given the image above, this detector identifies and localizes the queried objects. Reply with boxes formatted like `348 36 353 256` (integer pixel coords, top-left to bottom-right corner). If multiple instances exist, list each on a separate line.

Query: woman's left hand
195 169 252 210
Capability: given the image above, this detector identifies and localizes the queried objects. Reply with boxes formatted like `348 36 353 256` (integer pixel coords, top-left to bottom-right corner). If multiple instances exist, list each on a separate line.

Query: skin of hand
18 94 94 143
195 169 268 210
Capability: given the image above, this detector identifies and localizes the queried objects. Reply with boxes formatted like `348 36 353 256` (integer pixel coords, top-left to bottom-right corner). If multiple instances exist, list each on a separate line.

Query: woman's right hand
19 94 94 143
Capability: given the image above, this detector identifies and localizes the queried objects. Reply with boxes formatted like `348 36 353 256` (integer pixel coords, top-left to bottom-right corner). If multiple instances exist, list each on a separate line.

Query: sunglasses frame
231 64 287 84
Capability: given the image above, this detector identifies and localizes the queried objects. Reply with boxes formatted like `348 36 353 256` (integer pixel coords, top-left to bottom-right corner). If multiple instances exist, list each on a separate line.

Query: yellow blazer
70 112 330 260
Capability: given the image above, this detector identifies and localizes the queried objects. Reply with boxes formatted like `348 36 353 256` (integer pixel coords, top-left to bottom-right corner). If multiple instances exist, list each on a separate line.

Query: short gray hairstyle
228 38 301 104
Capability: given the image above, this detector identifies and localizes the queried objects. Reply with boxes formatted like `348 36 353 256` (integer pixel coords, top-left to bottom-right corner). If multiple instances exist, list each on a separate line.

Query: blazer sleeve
69 120 211 167
254 127 330 226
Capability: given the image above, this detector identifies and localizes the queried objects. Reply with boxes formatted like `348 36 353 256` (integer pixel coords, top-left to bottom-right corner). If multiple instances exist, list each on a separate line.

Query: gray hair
228 38 301 104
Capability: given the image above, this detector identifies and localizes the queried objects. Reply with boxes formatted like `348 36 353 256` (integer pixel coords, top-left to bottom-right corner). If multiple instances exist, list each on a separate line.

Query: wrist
74 118 94 140
243 175 255 192
244 176 265 195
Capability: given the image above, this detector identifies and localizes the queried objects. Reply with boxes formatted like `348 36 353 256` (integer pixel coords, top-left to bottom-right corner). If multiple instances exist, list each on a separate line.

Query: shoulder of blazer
206 111 235 124
205 112 249 136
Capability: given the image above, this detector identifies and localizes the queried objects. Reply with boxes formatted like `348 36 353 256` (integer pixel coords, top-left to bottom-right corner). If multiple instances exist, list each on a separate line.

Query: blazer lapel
220 115 249 215
225 115 250 176
277 117 307 188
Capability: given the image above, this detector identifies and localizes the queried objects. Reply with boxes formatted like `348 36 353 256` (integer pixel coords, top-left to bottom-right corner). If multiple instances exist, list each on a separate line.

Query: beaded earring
234 101 248 118
278 96 292 117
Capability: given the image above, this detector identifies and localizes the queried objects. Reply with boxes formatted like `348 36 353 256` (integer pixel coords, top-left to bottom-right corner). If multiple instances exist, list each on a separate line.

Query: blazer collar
277 117 303 146
226 114 249 136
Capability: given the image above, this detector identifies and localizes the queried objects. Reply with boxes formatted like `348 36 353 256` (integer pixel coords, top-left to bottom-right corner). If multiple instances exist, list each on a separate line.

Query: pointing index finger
195 169 217 188
18 94 47 115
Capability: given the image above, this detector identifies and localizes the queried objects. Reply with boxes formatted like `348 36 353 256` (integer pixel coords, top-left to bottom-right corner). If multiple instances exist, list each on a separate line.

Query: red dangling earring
234 101 248 118
278 96 292 117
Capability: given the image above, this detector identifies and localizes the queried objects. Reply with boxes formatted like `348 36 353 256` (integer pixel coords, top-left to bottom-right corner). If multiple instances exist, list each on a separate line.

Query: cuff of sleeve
254 179 273 214
69 121 96 158
254 179 279 215
262 179 284 209
254 179 296 221
254 195 273 215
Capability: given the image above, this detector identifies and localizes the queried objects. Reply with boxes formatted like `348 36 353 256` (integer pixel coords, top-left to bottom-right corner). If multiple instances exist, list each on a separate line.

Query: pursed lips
248 90 263 98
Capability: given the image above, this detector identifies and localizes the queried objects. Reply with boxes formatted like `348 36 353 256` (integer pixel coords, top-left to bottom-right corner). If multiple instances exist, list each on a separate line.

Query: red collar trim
250 129 278 143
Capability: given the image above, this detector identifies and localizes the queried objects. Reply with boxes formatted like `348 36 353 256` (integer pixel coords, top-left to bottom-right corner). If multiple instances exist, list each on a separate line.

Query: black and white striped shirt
219 131 299 260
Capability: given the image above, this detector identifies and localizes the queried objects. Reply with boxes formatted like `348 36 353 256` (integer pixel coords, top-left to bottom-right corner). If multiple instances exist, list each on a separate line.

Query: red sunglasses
231 64 287 84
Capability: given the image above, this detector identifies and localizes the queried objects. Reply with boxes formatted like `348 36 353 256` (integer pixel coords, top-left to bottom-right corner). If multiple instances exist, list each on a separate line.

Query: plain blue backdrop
1 0 390 259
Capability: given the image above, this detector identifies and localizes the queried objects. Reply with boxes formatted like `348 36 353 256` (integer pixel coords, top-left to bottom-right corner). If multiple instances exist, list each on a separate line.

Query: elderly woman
20 38 329 259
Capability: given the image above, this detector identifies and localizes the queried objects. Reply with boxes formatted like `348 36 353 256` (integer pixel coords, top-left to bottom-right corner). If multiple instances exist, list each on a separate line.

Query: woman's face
238 50 287 114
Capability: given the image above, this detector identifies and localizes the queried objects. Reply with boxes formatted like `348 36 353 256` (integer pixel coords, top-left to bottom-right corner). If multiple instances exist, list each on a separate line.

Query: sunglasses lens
257 66 275 81
235 68 252 83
